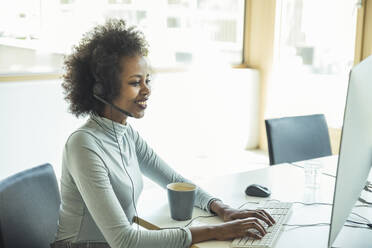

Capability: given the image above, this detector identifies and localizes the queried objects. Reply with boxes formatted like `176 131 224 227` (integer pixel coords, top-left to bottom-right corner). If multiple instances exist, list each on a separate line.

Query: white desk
137 156 372 248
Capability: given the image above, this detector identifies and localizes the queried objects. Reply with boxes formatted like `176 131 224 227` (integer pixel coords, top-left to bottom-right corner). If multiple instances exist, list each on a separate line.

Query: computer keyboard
231 201 293 248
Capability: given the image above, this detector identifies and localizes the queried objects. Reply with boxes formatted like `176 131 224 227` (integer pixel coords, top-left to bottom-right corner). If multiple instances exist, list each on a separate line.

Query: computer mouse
245 184 271 197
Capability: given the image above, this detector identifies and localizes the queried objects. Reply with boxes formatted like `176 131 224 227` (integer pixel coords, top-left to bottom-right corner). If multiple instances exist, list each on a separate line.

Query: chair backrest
0 164 61 248
265 114 332 165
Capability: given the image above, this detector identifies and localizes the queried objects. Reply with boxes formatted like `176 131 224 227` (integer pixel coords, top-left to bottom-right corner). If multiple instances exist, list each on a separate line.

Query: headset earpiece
93 83 104 96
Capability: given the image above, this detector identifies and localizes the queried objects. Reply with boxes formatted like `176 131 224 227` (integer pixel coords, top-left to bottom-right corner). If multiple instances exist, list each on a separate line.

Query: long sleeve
128 125 219 213
62 130 192 248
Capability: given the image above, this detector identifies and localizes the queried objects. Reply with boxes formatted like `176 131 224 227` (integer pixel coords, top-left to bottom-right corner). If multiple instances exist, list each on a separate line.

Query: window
267 0 359 127
0 0 245 75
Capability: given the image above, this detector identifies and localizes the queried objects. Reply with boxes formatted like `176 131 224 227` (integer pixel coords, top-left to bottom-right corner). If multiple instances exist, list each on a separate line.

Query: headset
93 83 133 117
91 83 139 227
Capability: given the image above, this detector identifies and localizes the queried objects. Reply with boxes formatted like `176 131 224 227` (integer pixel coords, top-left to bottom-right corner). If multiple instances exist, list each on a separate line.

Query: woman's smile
135 98 148 109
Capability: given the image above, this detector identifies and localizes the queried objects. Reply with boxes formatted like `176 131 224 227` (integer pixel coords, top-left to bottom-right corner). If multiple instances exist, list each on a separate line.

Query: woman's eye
130 81 140 86
145 79 151 85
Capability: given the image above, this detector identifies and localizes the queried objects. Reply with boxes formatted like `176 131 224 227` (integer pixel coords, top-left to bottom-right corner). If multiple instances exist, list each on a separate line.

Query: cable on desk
283 222 372 230
355 204 372 208
237 199 320 210
364 184 372 193
237 199 334 210
347 220 368 226
289 163 303 169
284 201 371 225
351 212 371 224
159 214 216 230
266 199 371 209
344 224 372 230
266 199 333 206
291 201 332 206
283 223 330 227
250 199 372 230
322 172 336 178
282 216 371 230
183 214 216 228
236 201 261 209
358 197 372 205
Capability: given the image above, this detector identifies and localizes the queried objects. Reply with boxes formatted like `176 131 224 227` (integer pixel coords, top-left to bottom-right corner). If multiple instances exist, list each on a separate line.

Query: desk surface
137 156 372 248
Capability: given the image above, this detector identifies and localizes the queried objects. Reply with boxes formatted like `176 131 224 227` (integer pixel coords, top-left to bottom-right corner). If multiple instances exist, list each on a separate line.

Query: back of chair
0 164 61 248
265 114 332 165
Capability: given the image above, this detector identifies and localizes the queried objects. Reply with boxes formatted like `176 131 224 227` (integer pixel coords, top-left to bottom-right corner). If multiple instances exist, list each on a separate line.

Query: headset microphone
93 84 133 117
93 94 133 117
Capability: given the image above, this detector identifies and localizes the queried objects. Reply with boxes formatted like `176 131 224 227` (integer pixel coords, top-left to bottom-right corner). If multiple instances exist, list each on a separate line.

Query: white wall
0 80 86 180
0 68 263 183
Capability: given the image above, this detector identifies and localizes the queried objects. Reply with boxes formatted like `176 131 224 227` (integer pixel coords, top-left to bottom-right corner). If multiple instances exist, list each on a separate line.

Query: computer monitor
328 55 372 248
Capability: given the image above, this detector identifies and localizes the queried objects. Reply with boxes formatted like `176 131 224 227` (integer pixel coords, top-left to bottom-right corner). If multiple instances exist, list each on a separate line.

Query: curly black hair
62 19 149 117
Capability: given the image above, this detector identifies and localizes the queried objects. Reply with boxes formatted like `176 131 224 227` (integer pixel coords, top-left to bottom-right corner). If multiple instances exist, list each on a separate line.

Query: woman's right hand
213 217 267 240
190 214 271 244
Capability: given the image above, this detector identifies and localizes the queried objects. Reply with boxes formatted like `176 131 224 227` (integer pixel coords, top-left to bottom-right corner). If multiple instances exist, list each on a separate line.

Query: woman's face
110 55 151 123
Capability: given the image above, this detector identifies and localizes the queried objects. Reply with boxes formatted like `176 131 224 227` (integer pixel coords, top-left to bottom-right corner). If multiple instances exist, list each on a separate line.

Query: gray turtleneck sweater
55 115 217 248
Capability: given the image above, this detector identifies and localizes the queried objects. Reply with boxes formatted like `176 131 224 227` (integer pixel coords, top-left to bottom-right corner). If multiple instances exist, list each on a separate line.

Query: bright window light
0 0 245 75
267 0 358 128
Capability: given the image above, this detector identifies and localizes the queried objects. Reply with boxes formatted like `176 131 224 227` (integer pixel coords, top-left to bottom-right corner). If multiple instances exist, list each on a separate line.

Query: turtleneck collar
90 114 128 138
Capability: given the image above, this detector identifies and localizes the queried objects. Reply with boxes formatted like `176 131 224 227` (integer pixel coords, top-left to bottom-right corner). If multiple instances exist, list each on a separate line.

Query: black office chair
0 164 61 248
265 114 332 165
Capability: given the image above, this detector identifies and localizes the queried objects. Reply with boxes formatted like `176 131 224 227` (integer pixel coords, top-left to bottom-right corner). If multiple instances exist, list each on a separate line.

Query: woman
51 19 275 248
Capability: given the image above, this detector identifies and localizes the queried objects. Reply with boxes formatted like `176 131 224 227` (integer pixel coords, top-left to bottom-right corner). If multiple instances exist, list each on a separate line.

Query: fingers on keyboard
246 219 266 236
254 210 275 226
259 209 276 224
246 229 263 239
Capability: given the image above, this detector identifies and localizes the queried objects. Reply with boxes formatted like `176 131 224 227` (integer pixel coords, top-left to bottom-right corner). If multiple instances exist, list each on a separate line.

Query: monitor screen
328 55 372 247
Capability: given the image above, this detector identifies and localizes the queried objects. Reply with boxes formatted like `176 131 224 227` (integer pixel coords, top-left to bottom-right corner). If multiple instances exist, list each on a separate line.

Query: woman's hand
190 217 269 243
210 200 275 226
213 218 267 240
190 200 277 244
222 208 275 226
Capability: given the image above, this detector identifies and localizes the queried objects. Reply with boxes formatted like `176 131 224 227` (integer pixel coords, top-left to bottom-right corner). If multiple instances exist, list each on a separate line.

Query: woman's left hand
210 200 276 227
222 207 275 227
